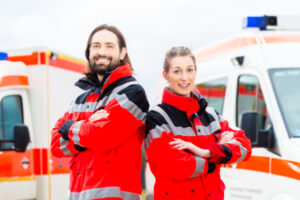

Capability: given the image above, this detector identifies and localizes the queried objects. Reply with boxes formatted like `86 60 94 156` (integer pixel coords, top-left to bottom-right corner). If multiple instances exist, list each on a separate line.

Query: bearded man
51 24 149 200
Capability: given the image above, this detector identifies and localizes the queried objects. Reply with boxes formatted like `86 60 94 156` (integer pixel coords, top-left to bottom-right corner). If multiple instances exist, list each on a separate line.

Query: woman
145 47 251 200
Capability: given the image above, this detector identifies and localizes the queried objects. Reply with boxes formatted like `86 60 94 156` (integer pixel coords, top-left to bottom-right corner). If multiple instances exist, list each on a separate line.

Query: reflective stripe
59 137 74 156
227 139 247 163
72 121 83 145
145 124 170 148
97 81 139 108
191 156 206 178
68 102 98 114
69 187 141 200
152 106 196 137
69 81 139 114
115 93 147 122
195 120 220 135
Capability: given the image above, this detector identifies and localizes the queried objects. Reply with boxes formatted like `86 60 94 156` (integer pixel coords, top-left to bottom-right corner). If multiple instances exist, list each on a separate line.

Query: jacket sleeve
66 85 149 152
206 111 252 164
51 111 81 158
145 111 215 181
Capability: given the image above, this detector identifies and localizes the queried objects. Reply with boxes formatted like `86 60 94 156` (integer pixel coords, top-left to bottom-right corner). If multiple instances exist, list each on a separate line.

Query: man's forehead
92 30 118 44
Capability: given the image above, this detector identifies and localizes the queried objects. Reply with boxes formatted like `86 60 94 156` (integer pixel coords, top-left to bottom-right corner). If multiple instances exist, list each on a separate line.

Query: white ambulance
0 48 86 200
146 15 300 200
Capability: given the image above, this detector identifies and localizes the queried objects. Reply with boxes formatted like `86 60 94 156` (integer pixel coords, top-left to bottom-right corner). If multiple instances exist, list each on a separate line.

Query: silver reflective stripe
152 106 196 137
59 137 74 156
97 81 139 108
72 121 83 145
68 102 98 114
227 139 247 163
195 120 220 135
122 191 141 200
206 106 225 123
145 124 170 149
115 93 147 122
69 187 141 200
191 156 206 178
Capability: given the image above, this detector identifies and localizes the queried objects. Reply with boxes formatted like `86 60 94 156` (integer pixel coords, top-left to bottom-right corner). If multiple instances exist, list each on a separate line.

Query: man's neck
97 74 104 82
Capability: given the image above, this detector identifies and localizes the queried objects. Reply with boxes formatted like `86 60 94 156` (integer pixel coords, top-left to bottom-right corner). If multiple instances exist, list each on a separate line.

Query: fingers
89 110 109 122
219 131 234 144
169 139 183 145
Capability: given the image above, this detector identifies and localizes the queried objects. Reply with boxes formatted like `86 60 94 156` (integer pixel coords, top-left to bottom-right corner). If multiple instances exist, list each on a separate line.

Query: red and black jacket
145 88 251 200
51 64 149 200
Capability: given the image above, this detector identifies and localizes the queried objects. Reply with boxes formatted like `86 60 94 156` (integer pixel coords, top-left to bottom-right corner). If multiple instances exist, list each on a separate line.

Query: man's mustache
94 55 112 61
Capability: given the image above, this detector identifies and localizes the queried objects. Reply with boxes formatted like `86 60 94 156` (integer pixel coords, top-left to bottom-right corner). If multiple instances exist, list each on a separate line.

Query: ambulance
0 48 86 200
146 15 300 200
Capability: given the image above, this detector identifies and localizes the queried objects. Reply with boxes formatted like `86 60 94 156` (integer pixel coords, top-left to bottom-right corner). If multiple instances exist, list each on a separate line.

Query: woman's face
163 56 196 97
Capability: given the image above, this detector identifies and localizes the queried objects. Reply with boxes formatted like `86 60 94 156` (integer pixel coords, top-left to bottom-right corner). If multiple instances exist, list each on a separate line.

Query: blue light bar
0 52 8 60
243 16 267 30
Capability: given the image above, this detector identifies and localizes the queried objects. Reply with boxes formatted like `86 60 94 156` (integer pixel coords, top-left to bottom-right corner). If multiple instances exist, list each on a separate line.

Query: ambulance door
223 74 278 200
0 90 36 200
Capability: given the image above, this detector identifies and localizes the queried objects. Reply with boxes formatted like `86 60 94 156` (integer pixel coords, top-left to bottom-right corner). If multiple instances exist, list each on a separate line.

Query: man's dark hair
84 24 132 79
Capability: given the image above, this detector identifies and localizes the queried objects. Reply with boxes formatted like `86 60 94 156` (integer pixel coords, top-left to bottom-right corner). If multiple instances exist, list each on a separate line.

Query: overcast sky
1 0 300 102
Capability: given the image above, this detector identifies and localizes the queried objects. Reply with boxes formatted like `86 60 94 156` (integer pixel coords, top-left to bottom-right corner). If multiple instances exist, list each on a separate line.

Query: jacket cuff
206 142 227 164
207 162 216 173
58 120 75 140
219 144 233 164
74 144 87 152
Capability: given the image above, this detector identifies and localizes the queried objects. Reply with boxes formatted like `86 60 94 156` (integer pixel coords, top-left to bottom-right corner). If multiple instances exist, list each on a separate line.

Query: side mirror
14 124 30 152
240 111 259 146
240 111 275 148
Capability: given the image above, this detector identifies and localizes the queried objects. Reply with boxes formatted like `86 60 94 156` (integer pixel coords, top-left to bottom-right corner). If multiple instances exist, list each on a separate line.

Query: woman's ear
162 70 168 81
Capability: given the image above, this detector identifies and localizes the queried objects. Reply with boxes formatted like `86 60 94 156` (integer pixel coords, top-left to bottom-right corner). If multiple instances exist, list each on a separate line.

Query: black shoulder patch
159 103 191 128
145 110 168 137
75 91 91 104
118 84 149 113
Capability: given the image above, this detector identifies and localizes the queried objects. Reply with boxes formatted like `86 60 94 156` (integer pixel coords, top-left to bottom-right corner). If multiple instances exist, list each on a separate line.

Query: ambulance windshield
269 68 300 138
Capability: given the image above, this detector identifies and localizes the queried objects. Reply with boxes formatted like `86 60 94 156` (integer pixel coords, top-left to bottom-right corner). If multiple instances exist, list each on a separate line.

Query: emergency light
243 15 300 30
0 52 8 60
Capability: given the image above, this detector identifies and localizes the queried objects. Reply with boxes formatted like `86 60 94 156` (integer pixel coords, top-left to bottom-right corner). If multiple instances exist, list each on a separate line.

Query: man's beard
89 55 122 75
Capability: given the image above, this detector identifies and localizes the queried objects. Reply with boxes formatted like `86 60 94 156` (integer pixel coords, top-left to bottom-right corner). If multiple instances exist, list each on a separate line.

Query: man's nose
97 46 106 54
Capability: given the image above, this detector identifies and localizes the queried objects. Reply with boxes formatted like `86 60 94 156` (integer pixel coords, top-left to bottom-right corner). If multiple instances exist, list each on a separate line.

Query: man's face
89 30 126 75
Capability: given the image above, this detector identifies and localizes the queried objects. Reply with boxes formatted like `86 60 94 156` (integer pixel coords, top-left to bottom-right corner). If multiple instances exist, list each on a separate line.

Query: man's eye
92 44 100 49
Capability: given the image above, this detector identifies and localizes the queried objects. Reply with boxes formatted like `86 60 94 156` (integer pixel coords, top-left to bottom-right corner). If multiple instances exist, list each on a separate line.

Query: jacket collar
75 63 132 93
162 88 208 117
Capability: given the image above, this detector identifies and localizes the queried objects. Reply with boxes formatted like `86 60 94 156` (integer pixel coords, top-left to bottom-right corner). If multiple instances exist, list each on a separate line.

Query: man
51 24 149 200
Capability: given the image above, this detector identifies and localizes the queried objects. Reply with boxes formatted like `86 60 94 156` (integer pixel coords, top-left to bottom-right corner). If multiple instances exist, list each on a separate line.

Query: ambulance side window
0 95 24 148
237 75 269 129
195 77 228 114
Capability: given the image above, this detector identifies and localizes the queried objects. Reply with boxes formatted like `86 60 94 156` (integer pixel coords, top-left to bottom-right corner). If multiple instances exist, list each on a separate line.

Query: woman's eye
174 70 180 74
187 68 194 72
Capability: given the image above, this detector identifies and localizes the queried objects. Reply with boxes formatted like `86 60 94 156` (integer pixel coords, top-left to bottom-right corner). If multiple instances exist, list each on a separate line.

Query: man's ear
120 47 127 60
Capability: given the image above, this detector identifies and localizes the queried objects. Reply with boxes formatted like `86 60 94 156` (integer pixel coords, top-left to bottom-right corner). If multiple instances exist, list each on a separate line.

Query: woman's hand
169 138 211 158
89 110 109 122
219 131 234 144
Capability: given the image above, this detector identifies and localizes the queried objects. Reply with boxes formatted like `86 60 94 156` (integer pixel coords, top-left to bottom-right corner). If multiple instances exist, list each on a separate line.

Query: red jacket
51 64 149 200
145 88 251 200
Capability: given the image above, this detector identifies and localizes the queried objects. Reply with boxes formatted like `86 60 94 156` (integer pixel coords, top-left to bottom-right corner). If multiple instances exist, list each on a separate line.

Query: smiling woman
144 46 251 200
162 47 196 97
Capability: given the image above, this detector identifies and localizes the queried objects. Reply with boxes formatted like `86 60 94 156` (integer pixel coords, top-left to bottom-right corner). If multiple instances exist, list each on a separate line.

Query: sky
1 0 300 103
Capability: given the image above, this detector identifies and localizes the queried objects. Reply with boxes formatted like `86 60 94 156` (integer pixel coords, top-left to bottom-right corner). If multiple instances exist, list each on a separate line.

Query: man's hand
89 110 109 122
